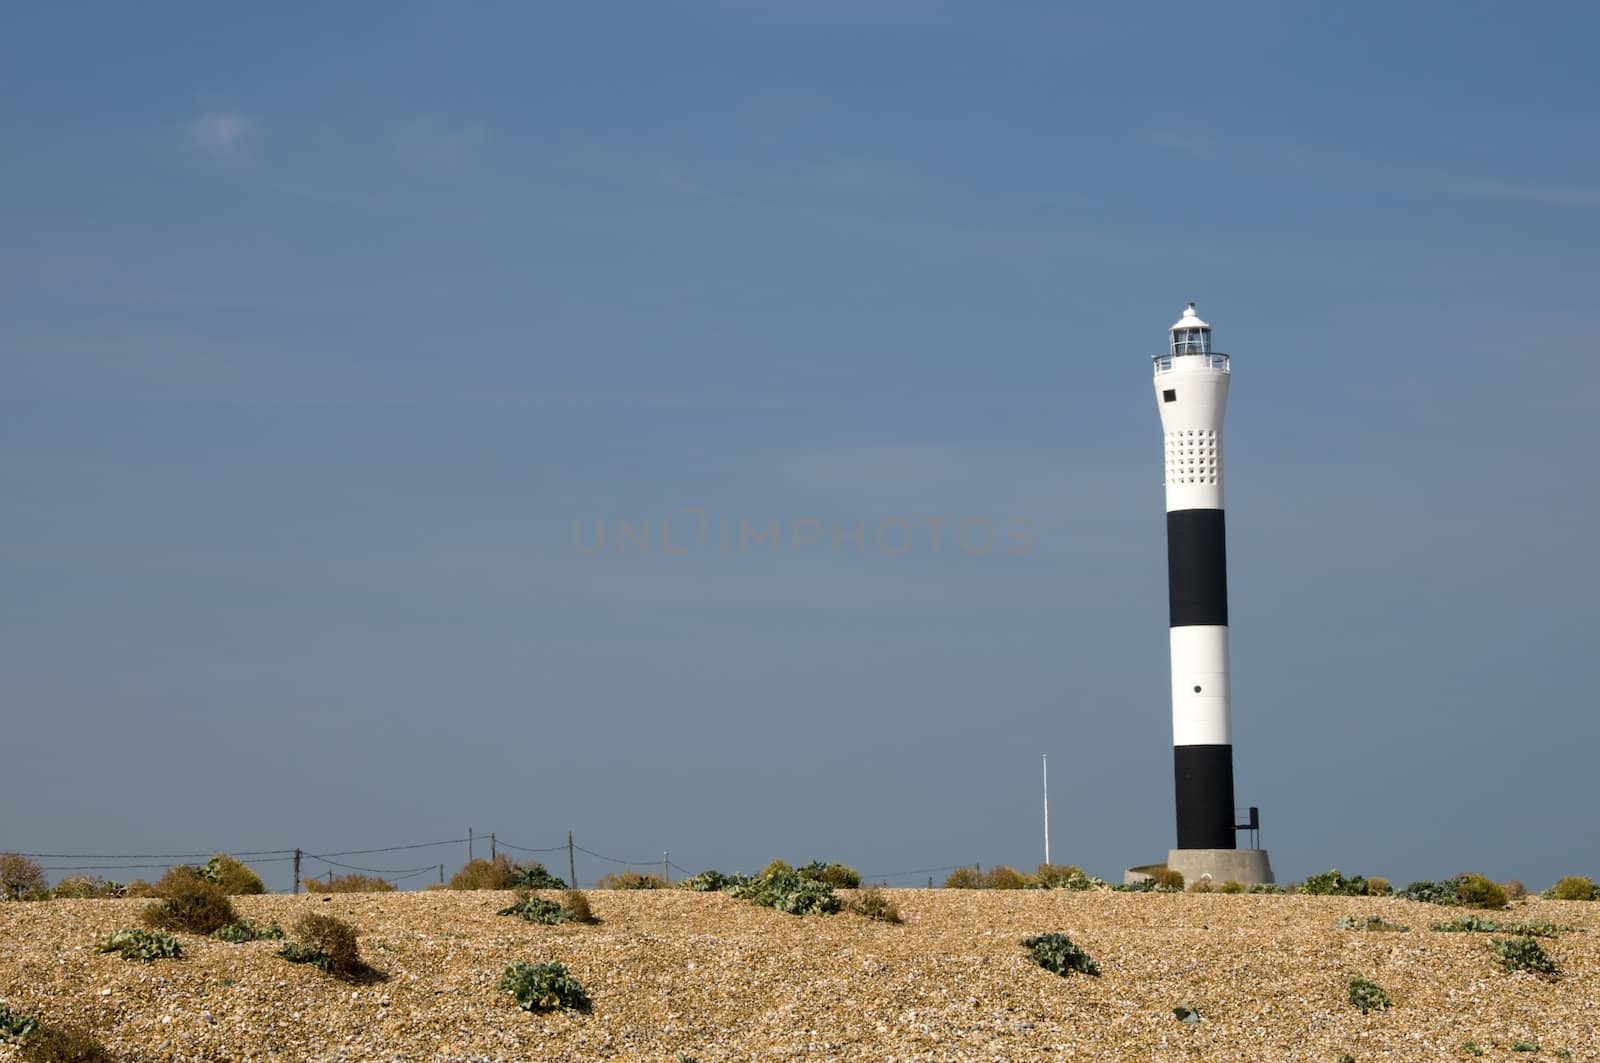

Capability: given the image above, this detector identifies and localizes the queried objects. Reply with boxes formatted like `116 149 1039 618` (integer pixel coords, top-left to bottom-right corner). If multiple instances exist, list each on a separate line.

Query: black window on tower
1163 389 1177 403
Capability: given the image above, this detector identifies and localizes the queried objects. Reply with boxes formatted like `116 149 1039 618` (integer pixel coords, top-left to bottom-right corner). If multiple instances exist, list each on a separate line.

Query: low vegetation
1429 915 1578 938
195 854 266 895
211 919 285 943
1 1003 39 1042
847 887 902 924
1346 975 1391 1014
1337 914 1409 932
1489 936 1559 977
140 866 239 935
1396 874 1507 909
444 856 565 891
97 928 182 962
1299 869 1379 896
47 876 123 900
1021 933 1100 977
724 864 841 916
498 893 568 924
1113 872 1185 893
509 862 567 890
279 913 367 980
597 871 666 890
561 889 597 924
0 854 47 901
678 870 729 892
1544 876 1597 901
303 874 396 894
499 961 590 1013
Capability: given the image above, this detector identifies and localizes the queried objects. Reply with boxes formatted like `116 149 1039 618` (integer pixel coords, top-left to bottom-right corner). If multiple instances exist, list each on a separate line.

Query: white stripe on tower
1154 303 1237 851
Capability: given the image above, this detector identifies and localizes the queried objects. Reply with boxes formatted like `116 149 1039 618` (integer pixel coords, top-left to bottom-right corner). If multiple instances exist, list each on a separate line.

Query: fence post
663 851 669 884
468 827 473 864
438 864 444 885
568 831 576 889
490 833 496 862
293 849 301 895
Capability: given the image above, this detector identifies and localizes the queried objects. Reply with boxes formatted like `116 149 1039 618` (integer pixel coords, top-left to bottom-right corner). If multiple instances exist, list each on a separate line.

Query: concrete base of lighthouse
1123 849 1274 888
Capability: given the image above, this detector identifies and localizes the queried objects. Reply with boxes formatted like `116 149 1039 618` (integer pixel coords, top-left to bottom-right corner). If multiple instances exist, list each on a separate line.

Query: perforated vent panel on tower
1164 429 1219 485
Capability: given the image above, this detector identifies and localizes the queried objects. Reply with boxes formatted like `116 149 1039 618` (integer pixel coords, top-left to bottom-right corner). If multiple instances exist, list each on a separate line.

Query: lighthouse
1138 303 1273 886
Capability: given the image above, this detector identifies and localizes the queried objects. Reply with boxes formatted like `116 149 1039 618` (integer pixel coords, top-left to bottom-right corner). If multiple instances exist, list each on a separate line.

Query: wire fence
8 833 982 892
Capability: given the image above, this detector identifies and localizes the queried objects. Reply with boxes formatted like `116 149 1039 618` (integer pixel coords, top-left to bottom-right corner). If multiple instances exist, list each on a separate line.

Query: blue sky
3 2 1596 891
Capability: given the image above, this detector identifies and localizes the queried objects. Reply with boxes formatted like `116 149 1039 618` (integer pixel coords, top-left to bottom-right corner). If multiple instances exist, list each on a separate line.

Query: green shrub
1219 880 1245 894
121 880 156 898
1429 915 1577 938
1246 882 1285 894
1456 875 1508 910
1337 914 1409 932
0 854 47 901
281 913 362 979
499 894 567 924
1489 936 1559 977
304 874 395 894
0 1003 39 1042
942 867 982 889
1149 868 1184 890
848 887 902 924
982 866 1033 890
1462 1045 1485 1057
725 865 841 916
1021 933 1099 977
141 867 238 935
1398 873 1506 909
211 919 284 943
508 862 566 890
597 871 666 890
499 961 589 1012
1366 876 1391 896
1511 1040 1540 1053
799 861 861 889
448 857 517 891
1113 874 1184 893
1033 864 1077 889
1033 864 1103 891
97 928 182 962
196 855 265 895
1300 870 1369 896
1397 878 1456 905
678 870 729 892
279 942 332 971
1172 1004 1200 1024
561 889 596 924
1548 876 1596 901
1346 975 1391 1013
48 876 119 900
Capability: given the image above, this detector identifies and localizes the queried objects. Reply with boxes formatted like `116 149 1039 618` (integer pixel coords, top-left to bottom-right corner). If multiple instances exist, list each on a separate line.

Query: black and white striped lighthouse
1147 304 1273 883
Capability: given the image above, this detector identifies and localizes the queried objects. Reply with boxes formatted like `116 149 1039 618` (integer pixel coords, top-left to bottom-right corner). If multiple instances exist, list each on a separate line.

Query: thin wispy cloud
188 111 253 157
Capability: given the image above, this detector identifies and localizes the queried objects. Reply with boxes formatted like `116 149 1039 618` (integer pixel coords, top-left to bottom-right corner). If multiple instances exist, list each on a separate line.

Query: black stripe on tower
1166 509 1228 628
1167 506 1236 850
1174 745 1237 849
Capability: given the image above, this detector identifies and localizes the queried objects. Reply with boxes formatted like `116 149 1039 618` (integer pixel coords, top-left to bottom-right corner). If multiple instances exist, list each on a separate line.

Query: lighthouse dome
1170 302 1211 332
1169 302 1212 355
